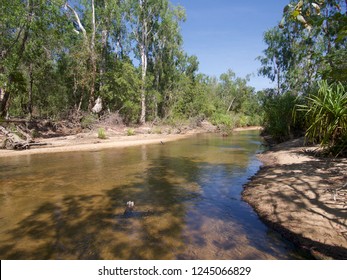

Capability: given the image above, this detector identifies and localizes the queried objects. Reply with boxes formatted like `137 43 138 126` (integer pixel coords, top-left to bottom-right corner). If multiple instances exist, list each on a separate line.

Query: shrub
152 127 162 134
209 112 234 135
188 114 205 128
81 114 98 129
97 128 107 139
210 112 233 128
262 92 300 142
297 80 347 155
126 128 136 136
239 115 250 127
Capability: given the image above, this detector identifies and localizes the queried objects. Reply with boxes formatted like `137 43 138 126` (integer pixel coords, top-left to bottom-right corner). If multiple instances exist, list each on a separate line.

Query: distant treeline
0 0 262 128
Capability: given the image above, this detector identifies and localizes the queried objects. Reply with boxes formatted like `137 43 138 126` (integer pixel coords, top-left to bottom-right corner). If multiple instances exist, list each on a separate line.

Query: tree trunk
89 0 97 110
65 2 93 111
275 57 281 95
139 3 149 125
0 89 10 118
28 63 33 118
154 68 160 118
140 43 147 124
226 97 236 113
65 2 87 39
100 0 109 90
100 29 108 91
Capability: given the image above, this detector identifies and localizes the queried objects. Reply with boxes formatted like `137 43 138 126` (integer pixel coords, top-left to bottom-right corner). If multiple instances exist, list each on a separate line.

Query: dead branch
0 125 30 150
64 2 87 39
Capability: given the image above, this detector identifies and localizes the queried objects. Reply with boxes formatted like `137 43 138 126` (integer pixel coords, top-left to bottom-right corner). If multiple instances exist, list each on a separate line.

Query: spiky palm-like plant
298 80 347 155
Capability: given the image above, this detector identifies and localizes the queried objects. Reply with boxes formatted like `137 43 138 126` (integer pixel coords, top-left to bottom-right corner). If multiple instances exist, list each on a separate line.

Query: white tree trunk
140 43 147 124
139 3 148 124
100 29 108 90
65 2 87 40
89 0 97 110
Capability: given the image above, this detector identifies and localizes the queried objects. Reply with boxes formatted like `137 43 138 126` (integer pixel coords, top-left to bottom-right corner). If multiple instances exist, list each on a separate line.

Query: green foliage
260 1 347 98
297 81 347 154
320 49 347 85
101 61 141 124
258 27 291 95
210 112 233 128
126 128 136 136
97 128 107 139
281 0 347 43
0 0 263 130
262 92 300 142
258 0 347 153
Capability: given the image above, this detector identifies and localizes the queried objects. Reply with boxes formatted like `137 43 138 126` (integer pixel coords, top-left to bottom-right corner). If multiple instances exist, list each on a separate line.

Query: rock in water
123 201 135 217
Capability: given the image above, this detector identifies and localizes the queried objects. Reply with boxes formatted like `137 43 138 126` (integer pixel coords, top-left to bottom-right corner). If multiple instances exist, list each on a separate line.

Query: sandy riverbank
242 138 347 259
0 133 192 158
0 124 262 158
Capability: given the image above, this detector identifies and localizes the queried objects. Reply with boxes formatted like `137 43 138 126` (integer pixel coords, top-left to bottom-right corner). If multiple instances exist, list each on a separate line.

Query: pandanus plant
297 80 347 156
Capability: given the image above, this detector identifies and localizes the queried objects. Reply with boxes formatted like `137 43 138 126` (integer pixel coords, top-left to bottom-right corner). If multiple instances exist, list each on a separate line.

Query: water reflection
0 131 307 259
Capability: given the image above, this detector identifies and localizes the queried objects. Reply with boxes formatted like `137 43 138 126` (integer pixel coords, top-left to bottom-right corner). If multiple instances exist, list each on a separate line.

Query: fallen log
0 125 51 150
0 125 30 150
28 142 50 147
16 124 33 143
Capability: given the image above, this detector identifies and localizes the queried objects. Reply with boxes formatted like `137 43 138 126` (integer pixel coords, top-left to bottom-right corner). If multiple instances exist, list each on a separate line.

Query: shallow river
0 131 308 259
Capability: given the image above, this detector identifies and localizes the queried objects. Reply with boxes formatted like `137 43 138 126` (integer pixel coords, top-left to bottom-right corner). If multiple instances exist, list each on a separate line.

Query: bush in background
97 128 107 139
262 92 303 142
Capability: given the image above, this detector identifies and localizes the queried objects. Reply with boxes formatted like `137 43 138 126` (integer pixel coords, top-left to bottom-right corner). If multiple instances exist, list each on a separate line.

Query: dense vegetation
0 0 262 130
258 0 347 155
1 0 346 155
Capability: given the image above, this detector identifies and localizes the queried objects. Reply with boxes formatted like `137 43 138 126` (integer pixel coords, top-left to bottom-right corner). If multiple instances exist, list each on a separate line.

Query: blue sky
170 0 289 91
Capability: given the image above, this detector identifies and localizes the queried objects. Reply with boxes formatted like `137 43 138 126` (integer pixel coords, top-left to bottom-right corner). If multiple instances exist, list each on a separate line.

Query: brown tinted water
0 131 308 259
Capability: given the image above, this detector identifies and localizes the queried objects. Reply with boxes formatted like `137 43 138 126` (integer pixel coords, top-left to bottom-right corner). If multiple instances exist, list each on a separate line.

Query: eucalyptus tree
169 53 206 118
258 27 293 95
64 0 99 110
280 0 347 40
0 0 70 118
280 0 347 84
0 0 28 117
217 69 254 113
149 3 186 119
128 0 156 123
127 0 185 124
94 0 128 89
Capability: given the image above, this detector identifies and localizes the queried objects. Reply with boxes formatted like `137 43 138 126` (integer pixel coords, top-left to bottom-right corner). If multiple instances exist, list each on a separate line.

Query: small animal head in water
126 201 135 210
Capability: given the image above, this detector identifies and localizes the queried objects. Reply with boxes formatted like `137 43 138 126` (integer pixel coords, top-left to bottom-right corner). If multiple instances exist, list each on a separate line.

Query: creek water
0 131 307 259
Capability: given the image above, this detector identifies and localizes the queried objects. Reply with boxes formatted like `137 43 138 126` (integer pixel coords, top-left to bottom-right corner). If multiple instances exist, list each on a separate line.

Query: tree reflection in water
0 132 307 259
